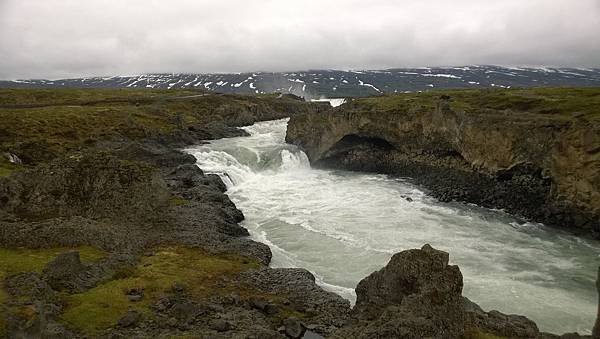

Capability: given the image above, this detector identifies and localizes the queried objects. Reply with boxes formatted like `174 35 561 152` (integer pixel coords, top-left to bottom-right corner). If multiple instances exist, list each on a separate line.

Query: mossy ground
0 246 106 282
169 196 190 206
0 246 106 335
0 156 20 177
355 87 600 120
59 246 264 335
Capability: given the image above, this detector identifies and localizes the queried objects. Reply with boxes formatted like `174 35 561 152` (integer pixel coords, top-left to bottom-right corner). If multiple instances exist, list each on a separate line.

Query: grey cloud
1 0 599 79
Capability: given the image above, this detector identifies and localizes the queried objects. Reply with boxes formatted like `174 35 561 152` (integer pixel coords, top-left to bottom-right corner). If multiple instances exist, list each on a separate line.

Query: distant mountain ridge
2 65 600 98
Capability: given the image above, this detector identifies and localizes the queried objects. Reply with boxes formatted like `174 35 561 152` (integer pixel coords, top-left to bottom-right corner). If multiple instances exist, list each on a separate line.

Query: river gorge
187 118 600 335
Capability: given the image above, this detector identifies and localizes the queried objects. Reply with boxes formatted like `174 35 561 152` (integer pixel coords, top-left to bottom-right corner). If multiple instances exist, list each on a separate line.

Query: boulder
210 319 231 332
118 310 141 328
43 251 87 291
283 317 305 338
337 244 465 338
335 244 542 339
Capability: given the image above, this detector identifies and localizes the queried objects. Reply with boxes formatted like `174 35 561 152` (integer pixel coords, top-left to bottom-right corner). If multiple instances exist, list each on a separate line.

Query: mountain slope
2 66 600 98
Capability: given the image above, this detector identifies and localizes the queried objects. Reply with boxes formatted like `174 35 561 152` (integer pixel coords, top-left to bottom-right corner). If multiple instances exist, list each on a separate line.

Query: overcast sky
1 0 599 79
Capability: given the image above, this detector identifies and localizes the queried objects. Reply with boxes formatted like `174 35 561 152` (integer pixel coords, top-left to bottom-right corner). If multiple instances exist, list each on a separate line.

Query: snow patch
358 79 381 92
421 74 462 79
311 98 346 107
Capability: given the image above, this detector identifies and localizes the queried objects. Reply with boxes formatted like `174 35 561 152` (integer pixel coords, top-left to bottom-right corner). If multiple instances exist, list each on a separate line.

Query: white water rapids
186 118 599 335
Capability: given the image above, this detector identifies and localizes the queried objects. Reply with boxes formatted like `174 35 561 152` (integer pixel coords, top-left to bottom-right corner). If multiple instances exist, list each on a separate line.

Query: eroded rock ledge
286 89 600 238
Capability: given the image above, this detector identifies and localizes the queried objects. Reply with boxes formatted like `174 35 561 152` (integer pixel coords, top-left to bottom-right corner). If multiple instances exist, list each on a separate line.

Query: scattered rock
118 310 141 328
5 152 22 164
210 319 231 332
283 317 305 338
126 288 144 302
302 330 325 339
230 293 241 305
249 296 278 314
171 282 186 293
127 294 143 302
169 301 199 324
43 251 87 291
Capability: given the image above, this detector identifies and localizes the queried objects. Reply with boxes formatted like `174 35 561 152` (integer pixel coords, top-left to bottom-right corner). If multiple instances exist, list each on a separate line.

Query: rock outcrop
286 90 600 237
1 89 592 337
333 244 540 339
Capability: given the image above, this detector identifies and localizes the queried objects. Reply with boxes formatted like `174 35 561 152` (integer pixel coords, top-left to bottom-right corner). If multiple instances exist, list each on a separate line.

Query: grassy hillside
353 87 600 120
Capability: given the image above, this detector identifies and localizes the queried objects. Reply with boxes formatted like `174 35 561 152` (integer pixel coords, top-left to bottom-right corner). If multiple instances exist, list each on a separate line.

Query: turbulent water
186 119 600 335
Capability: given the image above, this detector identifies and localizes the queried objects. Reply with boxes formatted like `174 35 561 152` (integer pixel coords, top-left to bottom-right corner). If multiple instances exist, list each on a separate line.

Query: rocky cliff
286 88 600 237
333 244 544 339
1 89 595 337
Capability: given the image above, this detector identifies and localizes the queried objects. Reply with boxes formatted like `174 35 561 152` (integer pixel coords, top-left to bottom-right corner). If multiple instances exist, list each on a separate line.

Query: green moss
60 246 261 335
0 167 12 177
169 197 189 206
0 246 106 281
0 246 106 336
0 157 19 177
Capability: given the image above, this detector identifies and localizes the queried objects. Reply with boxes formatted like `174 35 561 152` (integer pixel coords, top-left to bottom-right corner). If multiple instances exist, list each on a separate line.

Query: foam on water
186 119 600 335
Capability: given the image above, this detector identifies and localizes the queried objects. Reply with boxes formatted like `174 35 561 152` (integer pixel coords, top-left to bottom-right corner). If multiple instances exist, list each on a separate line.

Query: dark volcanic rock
241 267 350 333
210 319 232 332
335 244 465 338
334 244 543 339
43 251 87 291
283 317 305 338
118 310 142 328
42 251 137 293
594 267 600 338
286 93 600 238
463 297 538 338
0 151 171 224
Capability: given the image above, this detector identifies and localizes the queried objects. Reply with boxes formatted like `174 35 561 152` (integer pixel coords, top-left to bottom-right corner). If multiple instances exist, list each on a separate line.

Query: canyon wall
286 90 600 237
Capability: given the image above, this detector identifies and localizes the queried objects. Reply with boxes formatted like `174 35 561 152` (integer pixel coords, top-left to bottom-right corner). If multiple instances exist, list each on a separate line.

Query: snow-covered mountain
2 66 599 98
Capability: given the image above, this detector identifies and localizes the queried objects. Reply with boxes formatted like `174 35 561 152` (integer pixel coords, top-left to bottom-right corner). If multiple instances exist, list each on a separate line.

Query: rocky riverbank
286 88 600 239
0 89 597 337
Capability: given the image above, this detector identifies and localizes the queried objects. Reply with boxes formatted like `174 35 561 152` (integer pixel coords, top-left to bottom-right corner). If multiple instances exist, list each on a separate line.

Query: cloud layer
1 0 599 79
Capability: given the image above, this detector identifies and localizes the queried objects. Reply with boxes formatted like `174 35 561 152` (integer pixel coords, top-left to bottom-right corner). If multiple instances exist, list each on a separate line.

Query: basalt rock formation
286 88 600 238
333 244 541 339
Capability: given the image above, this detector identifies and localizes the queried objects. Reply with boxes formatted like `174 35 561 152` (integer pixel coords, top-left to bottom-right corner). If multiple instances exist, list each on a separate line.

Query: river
186 118 599 335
